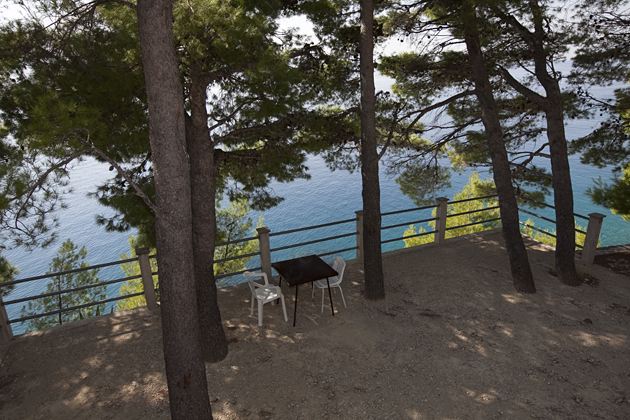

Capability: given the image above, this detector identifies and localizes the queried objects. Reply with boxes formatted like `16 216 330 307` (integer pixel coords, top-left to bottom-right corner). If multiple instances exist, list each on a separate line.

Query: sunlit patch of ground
1 231 629 419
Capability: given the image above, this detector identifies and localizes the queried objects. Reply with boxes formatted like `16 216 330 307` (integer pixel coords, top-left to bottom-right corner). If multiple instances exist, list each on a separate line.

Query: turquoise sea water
2 139 629 334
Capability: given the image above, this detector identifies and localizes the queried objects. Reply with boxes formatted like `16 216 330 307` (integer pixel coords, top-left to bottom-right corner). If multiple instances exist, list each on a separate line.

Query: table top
272 255 338 286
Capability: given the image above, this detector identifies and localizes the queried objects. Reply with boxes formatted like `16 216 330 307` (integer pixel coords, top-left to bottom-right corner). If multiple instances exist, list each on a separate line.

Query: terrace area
1 231 629 419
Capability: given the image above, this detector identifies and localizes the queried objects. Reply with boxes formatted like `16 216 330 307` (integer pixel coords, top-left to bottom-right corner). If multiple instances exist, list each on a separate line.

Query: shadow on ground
1 231 629 419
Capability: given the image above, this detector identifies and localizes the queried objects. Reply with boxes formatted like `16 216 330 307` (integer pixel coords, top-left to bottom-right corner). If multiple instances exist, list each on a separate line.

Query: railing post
0 298 12 343
136 247 158 312
581 212 605 266
435 197 449 244
355 210 364 262
257 226 273 281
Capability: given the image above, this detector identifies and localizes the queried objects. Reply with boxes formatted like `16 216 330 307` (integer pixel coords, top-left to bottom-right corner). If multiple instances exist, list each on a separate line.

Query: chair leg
338 286 347 308
311 282 314 298
280 295 288 322
321 288 325 313
258 301 263 327
250 294 255 316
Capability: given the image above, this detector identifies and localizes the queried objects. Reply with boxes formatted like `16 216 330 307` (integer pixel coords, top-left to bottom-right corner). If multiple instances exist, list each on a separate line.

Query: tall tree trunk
136 0 212 418
461 1 536 293
187 71 228 362
528 0 580 286
359 0 385 299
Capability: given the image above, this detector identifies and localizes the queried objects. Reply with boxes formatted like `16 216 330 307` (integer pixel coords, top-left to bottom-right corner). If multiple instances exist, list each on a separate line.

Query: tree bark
359 0 385 299
528 0 580 286
461 1 536 293
136 0 212 418
187 70 229 362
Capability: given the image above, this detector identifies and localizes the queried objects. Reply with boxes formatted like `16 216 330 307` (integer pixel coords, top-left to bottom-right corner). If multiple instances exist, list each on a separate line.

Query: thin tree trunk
528 0 580 286
359 0 385 299
187 70 228 362
461 1 536 293
136 0 212 418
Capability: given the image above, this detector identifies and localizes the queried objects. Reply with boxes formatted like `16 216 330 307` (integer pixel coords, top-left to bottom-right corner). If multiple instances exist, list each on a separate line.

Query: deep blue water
3 138 629 334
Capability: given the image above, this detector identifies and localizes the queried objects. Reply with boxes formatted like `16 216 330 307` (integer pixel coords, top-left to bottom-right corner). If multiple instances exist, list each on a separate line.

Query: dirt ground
595 245 630 277
1 231 629 419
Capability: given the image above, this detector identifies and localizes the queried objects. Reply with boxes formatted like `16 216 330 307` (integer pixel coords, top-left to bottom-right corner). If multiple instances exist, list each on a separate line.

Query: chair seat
314 277 341 288
255 285 282 302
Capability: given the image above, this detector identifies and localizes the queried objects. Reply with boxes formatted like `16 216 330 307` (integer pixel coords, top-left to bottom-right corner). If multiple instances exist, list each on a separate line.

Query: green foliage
0 0 342 248
0 137 72 249
116 236 158 311
589 164 630 221
0 255 18 298
116 199 259 310
401 173 589 250
520 219 588 249
214 200 260 277
395 164 451 206
568 1 629 217
403 173 499 247
22 240 106 331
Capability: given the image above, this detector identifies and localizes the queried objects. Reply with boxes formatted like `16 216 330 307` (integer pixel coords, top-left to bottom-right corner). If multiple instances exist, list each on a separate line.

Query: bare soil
1 231 629 419
595 245 630 278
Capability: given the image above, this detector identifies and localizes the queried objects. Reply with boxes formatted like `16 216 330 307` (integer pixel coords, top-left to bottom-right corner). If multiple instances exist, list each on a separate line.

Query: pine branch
91 147 158 214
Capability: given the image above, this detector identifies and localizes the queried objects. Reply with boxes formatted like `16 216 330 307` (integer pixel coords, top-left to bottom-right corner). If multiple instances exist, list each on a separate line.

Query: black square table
272 255 338 326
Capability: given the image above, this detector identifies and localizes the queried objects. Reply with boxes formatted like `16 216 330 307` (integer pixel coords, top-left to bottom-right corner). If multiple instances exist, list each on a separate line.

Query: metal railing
516 199 602 253
0 193 605 341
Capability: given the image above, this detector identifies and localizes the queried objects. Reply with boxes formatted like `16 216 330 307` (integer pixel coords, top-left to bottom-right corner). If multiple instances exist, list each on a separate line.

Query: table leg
293 284 299 327
326 277 335 316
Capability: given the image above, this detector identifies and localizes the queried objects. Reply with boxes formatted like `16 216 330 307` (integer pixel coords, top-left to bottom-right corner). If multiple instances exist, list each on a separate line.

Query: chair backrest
243 271 268 294
331 256 346 284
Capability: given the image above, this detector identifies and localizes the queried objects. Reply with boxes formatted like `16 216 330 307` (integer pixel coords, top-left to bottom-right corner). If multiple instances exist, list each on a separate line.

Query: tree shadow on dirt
1 231 629 419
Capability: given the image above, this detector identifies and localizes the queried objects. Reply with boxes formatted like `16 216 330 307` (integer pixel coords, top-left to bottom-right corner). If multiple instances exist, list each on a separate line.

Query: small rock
582 318 593 325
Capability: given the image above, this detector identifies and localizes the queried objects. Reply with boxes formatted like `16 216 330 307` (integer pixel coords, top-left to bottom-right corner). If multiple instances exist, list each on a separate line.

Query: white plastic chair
312 256 347 313
244 271 288 327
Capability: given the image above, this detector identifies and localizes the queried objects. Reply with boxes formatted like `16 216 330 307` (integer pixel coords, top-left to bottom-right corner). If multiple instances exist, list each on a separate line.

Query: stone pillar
136 247 158 312
257 226 273 281
0 298 12 344
435 197 449 244
355 210 364 262
581 213 605 266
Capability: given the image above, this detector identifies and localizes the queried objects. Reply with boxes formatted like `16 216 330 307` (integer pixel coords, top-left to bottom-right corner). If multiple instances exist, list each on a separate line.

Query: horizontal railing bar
520 222 557 238
445 217 502 231
3 256 140 288
3 274 143 306
448 194 498 205
520 197 589 221
575 228 587 235
574 212 590 221
216 267 262 280
8 291 146 324
519 207 557 225
447 206 500 218
148 254 157 259
214 251 260 264
270 232 356 253
381 217 437 231
381 203 436 217
382 230 436 244
269 217 356 237
215 235 258 247
318 246 358 258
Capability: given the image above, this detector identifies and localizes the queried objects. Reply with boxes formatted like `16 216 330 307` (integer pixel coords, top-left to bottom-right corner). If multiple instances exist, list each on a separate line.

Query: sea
2 124 629 334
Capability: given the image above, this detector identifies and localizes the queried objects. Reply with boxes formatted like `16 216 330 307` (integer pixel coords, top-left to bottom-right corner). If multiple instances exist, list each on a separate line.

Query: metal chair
312 256 347 313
